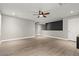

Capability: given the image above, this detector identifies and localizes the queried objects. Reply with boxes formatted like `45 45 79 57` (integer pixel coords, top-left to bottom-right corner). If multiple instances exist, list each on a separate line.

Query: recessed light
39 15 43 17
70 11 74 14
12 12 15 16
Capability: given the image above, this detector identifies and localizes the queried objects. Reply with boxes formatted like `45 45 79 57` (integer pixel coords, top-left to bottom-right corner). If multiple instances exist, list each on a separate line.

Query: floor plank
0 36 79 56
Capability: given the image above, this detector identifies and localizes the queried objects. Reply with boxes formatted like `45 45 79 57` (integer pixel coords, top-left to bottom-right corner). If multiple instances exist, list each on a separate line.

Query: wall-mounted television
42 20 63 30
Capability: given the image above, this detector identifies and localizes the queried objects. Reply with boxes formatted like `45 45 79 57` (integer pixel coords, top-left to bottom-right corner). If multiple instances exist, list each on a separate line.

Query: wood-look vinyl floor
0 36 79 56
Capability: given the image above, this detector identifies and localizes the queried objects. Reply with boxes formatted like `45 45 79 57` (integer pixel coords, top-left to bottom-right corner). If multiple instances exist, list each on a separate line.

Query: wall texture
41 15 79 41
1 15 35 40
68 15 79 41
1 14 79 41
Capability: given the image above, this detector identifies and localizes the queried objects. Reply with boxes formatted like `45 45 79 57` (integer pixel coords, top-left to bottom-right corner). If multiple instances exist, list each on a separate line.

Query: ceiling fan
33 10 50 18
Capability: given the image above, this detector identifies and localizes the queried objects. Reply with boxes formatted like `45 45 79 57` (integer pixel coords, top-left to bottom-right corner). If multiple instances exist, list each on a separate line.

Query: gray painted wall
1 15 35 40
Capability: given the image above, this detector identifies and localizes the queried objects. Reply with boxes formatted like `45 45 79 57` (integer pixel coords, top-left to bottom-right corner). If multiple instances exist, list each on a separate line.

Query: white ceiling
0 3 79 23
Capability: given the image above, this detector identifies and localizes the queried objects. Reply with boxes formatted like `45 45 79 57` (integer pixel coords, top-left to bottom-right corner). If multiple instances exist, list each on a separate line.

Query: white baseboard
44 35 67 40
43 35 76 41
0 36 35 43
0 35 76 43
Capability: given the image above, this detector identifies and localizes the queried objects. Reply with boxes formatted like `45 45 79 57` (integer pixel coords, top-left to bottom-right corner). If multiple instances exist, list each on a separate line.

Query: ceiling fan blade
44 12 50 15
42 12 43 15
43 15 46 18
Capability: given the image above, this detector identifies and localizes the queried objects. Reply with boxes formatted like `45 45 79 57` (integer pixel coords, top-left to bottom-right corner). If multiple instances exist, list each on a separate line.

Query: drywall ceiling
0 3 79 23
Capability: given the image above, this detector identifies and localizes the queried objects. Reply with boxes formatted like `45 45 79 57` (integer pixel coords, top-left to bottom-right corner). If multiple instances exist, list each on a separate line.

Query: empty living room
0 3 79 56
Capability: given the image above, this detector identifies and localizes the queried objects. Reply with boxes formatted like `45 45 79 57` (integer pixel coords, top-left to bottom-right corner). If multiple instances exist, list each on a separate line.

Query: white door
35 22 41 35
